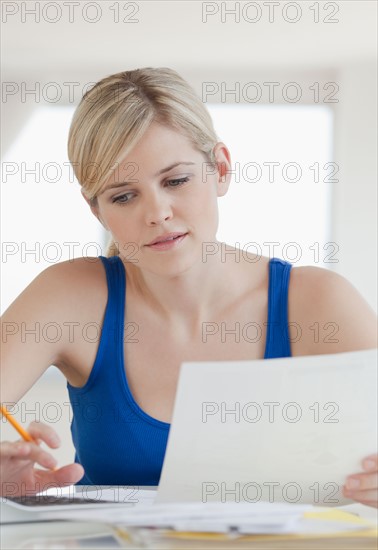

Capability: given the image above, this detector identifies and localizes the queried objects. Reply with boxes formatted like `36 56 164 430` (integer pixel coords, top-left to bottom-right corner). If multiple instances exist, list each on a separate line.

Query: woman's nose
144 192 173 226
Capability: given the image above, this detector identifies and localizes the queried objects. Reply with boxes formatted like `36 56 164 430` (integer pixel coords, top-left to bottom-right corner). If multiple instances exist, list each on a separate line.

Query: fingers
27 421 61 449
53 464 85 485
26 442 58 470
0 463 85 496
344 454 378 494
362 454 378 472
343 487 378 508
1 440 57 470
1 421 61 467
345 472 378 492
34 463 85 488
343 469 378 508
0 440 33 459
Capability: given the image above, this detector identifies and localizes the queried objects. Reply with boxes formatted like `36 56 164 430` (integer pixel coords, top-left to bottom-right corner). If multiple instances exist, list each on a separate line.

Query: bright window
1 106 105 314
207 104 333 268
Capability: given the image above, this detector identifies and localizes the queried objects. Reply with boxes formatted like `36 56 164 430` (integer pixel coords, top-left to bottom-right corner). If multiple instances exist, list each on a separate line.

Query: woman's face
89 122 231 275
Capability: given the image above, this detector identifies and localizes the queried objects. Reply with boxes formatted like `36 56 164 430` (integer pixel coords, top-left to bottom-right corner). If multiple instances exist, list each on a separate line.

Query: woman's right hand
0 421 84 497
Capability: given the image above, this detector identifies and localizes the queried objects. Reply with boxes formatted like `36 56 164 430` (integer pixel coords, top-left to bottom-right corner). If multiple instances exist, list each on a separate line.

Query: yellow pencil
0 405 34 441
1 404 59 471
1 405 58 471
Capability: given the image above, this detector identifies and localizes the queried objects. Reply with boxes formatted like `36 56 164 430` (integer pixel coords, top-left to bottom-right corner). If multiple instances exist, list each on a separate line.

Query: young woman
1 68 377 507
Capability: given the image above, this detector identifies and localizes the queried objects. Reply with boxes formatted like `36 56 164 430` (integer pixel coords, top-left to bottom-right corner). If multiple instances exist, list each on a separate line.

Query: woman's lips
146 233 188 251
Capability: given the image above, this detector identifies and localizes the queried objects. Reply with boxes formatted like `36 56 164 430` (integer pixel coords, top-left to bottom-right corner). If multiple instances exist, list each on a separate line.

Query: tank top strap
98 255 126 344
264 257 293 359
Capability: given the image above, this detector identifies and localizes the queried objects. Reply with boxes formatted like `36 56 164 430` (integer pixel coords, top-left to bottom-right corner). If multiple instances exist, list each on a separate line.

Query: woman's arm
1 263 74 403
0 261 88 495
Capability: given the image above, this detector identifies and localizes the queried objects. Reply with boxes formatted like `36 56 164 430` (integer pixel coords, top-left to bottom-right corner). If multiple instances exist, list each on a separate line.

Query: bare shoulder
2 255 109 333
0 257 108 402
36 255 108 322
1 256 106 316
39 256 106 287
288 265 377 356
13 256 105 311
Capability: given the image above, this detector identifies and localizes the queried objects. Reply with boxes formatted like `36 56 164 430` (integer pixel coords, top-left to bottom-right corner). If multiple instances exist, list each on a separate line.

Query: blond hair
67 67 219 257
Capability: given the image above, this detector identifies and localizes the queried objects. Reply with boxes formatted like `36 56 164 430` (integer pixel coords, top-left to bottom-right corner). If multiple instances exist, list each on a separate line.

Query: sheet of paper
157 348 377 505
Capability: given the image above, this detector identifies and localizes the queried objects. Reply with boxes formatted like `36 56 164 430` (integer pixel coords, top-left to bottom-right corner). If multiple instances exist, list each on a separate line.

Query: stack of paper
46 500 376 536
95 501 310 534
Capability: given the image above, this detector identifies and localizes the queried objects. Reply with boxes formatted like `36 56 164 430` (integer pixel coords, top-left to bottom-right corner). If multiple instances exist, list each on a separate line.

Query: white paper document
157 348 377 505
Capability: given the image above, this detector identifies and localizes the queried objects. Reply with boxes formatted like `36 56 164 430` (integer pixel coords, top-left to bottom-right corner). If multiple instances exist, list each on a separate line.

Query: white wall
332 61 377 311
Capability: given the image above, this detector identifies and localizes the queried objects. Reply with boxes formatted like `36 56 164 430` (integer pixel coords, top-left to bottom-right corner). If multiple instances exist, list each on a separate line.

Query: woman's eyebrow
155 161 196 177
103 161 196 192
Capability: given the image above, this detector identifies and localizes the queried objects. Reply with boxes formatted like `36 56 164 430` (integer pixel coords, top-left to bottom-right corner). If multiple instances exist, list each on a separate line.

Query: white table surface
1 489 377 550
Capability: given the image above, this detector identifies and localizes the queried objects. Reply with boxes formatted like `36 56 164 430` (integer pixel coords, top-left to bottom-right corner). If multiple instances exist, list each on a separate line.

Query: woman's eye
167 177 190 187
112 193 132 204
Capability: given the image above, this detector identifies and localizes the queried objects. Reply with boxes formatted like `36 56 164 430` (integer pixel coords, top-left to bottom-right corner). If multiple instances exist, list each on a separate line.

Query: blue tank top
67 256 292 485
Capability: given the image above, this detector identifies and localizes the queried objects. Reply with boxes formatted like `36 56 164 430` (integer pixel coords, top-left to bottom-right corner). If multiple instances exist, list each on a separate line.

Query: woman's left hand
342 454 378 508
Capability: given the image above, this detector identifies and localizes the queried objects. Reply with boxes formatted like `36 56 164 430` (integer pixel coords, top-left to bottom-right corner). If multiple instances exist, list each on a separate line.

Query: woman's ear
81 189 108 230
212 142 232 197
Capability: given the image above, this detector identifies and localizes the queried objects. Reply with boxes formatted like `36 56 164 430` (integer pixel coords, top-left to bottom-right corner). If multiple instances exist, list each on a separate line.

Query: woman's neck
122 244 253 338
